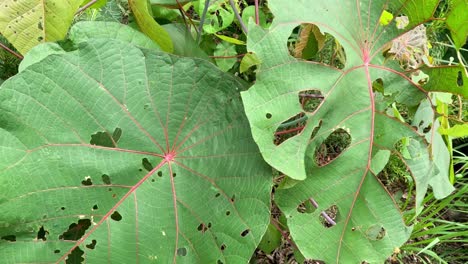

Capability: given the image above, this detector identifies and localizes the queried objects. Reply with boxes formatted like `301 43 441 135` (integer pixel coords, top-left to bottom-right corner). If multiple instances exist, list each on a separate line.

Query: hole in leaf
288 24 345 68
457 71 463 86
59 219 91 241
314 128 351 166
1 235 16 242
172 173 176 177
142 158 154 172
266 113 272 119
92 204 98 210
157 171 163 177
90 127 122 148
217 260 224 264
296 198 317 214
372 78 384 94
65 246 84 264
86 239 97 250
319 205 339 228
54 249 60 254
81 176 93 186
151 178 155 182
274 112 307 146
230 194 236 202
423 124 432 133
220 244 226 251
240 229 250 237
365 225 386 240
101 174 111 185
226 211 231 216
215 193 220 198
37 226 47 241
177 247 187 256
110 211 122 221
299 90 324 113
61 207 66 210
197 223 208 233
108 188 112 191
207 222 212 228
288 24 324 61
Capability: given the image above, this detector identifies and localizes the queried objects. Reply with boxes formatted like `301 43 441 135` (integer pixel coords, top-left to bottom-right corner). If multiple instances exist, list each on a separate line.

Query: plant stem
270 217 298 249
175 0 198 34
299 93 324 98
209 53 245 59
275 126 304 135
0 40 23 59
309 198 337 226
228 0 248 34
75 0 98 15
278 115 308 128
197 0 210 43
254 0 259 25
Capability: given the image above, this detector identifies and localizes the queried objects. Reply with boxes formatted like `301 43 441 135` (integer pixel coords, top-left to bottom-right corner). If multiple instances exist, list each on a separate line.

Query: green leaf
257 224 282 254
241 0 455 262
439 124 468 138
81 0 107 9
421 65 467 97
240 52 261 73
150 0 192 9
241 5 268 28
198 0 235 34
69 21 161 50
410 99 454 208
161 23 211 60
215 34 246 45
18 43 65 72
0 39 272 263
129 0 173 52
446 0 468 50
379 10 394 26
214 41 237 72
0 0 83 54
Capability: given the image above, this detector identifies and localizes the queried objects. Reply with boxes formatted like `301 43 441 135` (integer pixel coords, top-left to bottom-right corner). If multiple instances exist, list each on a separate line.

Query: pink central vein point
164 152 176 162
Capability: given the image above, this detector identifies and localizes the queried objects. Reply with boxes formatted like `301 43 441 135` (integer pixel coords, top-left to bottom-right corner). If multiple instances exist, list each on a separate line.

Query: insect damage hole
86 239 97 250
36 226 48 241
66 246 84 264
110 211 122 221
89 127 122 148
299 90 324 113
314 128 351 166
296 198 317 214
142 158 154 172
101 174 111 185
177 247 187 256
240 229 250 237
365 225 386 240
319 205 339 228
274 112 307 146
59 219 91 241
457 70 464 87
81 176 93 186
1 235 16 242
288 24 346 68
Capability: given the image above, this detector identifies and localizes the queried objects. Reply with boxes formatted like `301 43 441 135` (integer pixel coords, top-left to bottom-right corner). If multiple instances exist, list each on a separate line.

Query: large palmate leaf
241 0 460 263
0 39 272 263
0 0 83 54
